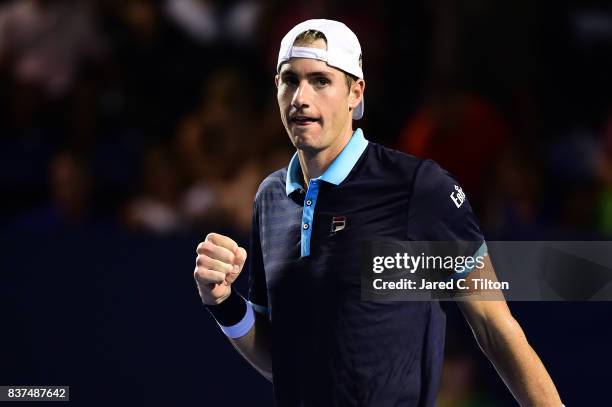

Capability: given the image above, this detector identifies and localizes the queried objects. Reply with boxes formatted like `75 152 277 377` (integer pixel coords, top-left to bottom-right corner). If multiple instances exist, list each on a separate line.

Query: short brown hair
293 30 359 92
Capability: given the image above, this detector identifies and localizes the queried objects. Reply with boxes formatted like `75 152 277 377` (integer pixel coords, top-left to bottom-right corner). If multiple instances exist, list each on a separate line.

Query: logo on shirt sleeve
450 185 466 208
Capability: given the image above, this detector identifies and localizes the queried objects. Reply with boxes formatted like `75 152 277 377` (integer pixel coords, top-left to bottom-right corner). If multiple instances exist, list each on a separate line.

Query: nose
291 80 312 110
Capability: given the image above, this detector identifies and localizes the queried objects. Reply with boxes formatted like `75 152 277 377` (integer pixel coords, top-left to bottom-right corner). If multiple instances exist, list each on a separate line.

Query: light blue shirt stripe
447 241 488 279
466 241 488 275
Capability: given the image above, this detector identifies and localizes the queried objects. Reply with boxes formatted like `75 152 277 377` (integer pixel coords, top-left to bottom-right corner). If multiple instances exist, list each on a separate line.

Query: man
194 19 563 406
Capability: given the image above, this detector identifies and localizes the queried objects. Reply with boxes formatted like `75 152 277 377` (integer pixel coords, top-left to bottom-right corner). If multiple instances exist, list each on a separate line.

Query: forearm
228 312 274 382
205 289 273 382
477 312 562 406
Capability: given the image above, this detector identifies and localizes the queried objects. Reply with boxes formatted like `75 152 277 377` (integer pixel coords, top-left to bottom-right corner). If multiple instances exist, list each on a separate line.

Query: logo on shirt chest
331 216 348 233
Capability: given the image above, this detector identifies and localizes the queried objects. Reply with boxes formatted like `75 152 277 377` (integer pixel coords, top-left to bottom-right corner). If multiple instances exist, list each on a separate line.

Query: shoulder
409 156 475 222
367 142 423 169
412 158 462 196
363 142 431 185
365 143 464 209
254 167 288 205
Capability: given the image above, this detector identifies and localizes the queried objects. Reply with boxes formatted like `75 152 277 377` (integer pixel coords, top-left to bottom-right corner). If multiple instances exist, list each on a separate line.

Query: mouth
290 115 320 126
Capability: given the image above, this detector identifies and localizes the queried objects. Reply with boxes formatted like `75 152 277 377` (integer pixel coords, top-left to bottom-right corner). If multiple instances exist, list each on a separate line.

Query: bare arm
227 308 273 382
194 233 274 382
457 256 563 406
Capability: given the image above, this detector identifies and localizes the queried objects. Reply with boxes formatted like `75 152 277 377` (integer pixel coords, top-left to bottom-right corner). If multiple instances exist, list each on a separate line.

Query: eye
282 75 298 87
316 78 330 86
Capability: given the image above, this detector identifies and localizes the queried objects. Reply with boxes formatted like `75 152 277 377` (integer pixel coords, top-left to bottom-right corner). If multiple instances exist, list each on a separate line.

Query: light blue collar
285 128 368 196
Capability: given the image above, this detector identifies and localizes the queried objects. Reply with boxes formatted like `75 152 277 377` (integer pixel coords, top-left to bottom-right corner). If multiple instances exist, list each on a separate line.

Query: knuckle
203 241 214 250
197 254 215 268
216 259 228 272
201 269 218 283
194 268 206 282
200 269 212 281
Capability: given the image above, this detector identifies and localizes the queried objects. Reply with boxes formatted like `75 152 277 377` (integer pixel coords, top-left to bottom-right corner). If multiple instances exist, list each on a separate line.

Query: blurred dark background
0 0 611 405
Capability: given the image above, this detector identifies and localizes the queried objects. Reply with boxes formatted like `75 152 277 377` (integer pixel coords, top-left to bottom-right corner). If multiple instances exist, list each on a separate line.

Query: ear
349 79 365 110
275 74 280 89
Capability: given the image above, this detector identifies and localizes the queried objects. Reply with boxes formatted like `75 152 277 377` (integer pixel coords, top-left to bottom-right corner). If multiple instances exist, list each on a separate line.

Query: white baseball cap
277 19 364 120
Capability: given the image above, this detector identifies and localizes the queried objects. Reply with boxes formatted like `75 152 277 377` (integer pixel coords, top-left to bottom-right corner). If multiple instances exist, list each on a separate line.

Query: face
275 39 363 154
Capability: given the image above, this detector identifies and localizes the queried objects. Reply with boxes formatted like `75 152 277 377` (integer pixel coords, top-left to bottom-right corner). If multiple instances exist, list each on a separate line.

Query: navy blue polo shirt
247 128 485 407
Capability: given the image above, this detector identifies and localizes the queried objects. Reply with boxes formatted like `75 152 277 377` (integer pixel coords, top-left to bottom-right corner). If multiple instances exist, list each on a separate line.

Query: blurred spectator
595 111 612 236
0 0 108 152
0 0 106 97
164 0 262 46
174 115 217 222
437 352 498 407
101 0 185 139
193 67 254 179
123 144 184 234
397 90 511 210
169 65 293 233
173 67 252 181
549 129 599 184
480 148 547 240
51 152 91 220
11 151 101 231
546 129 600 238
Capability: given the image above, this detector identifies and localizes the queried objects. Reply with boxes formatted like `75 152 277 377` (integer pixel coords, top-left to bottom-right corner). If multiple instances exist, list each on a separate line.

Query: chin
290 128 321 149
292 137 316 152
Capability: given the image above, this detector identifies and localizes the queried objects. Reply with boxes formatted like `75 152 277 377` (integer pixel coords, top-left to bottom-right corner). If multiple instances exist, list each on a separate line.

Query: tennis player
194 19 563 406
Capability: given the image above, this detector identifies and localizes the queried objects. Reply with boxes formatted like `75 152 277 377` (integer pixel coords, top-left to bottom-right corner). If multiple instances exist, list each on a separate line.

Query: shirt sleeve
408 159 486 272
247 198 269 315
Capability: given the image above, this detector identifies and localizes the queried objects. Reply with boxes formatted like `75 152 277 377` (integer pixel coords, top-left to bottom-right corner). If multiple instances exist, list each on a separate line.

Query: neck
298 124 354 187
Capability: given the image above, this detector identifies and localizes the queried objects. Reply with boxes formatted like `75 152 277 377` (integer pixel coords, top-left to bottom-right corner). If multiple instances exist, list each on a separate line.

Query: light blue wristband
215 300 255 339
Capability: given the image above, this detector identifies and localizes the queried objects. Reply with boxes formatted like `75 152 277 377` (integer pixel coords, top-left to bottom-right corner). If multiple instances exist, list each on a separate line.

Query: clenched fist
194 233 248 306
